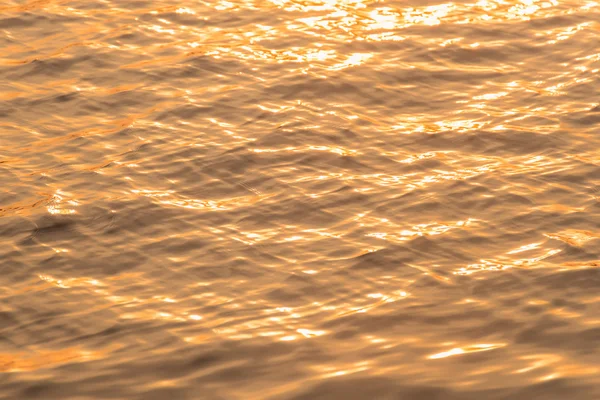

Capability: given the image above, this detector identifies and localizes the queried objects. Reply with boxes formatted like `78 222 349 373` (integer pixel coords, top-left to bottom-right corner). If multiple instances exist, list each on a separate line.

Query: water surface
1 0 600 399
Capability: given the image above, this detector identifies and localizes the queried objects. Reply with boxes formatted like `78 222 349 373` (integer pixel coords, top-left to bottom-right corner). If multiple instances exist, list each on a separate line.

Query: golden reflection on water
0 346 112 373
1 0 600 397
428 343 506 359
4 0 593 76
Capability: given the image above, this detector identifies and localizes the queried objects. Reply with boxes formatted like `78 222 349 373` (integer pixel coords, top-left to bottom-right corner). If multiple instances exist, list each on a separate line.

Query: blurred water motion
1 0 600 399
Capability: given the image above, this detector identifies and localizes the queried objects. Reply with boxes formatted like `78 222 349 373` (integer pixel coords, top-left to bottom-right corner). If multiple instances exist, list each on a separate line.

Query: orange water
1 1 600 399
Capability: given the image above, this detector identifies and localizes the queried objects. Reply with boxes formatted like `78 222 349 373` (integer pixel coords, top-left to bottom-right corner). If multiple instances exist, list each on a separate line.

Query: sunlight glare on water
1 0 599 399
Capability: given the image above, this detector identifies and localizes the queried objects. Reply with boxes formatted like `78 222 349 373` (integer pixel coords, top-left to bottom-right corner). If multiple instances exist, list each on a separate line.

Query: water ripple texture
1 0 600 399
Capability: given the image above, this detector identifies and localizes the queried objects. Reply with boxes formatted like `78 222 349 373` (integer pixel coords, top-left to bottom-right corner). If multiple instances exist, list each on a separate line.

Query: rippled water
1 0 600 398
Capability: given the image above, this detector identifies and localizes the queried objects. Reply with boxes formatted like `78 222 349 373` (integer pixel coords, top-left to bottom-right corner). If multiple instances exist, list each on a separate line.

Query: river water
1 0 600 399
